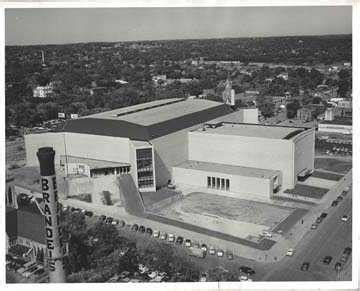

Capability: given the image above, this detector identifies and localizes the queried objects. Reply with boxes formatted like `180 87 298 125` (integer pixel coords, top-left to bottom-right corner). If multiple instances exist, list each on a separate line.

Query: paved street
262 185 352 281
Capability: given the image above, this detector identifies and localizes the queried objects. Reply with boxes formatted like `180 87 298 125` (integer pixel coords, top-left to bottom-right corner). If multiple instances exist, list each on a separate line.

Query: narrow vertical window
207 176 211 188
226 179 230 191
212 177 216 188
216 178 220 189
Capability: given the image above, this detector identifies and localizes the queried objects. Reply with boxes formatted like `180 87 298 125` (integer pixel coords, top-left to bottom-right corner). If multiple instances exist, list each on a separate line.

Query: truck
187 247 206 258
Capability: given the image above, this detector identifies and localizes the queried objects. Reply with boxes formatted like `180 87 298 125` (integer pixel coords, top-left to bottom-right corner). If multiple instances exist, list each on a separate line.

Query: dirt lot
314 158 352 174
6 137 26 171
157 192 294 227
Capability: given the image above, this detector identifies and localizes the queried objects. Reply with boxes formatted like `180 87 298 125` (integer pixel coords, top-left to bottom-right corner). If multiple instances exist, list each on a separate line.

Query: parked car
320 212 328 219
105 217 113 224
99 215 106 222
315 217 323 224
160 232 167 240
335 262 342 271
118 220 126 227
216 249 224 257
322 256 332 265
340 253 350 263
168 234 175 243
336 195 343 201
131 224 139 232
239 266 255 275
262 230 272 238
311 223 318 230
199 272 208 282
176 236 184 245
184 239 192 248
201 244 208 252
146 228 153 236
300 262 310 271
286 248 294 256
331 200 339 207
84 210 93 217
209 247 216 255
153 230 160 238
111 219 119 225
344 247 352 255
341 215 350 222
139 225 146 233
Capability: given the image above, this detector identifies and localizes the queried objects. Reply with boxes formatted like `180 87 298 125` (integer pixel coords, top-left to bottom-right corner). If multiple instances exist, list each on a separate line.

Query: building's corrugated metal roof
6 207 18 240
64 101 233 141
17 209 45 244
6 206 45 244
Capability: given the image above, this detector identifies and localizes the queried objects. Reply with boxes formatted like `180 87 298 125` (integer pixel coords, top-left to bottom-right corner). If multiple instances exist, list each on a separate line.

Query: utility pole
37 147 66 283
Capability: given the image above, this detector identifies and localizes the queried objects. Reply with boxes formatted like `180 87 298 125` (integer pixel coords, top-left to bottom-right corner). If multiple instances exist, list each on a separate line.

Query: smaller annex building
172 121 315 199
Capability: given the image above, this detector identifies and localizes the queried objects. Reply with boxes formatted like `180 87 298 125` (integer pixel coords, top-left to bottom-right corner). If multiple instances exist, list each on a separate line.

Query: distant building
277 73 288 80
236 107 259 124
6 184 46 262
318 119 352 135
152 75 167 86
324 108 335 121
222 79 235 106
297 107 313 122
338 100 352 108
33 83 53 98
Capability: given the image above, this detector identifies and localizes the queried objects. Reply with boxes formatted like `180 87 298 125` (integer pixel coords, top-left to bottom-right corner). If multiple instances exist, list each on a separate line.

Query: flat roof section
85 98 224 126
196 122 307 139
60 155 130 169
86 98 182 120
175 160 280 179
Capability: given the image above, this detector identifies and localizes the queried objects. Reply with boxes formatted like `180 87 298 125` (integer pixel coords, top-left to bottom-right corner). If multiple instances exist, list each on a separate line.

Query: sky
5 6 352 45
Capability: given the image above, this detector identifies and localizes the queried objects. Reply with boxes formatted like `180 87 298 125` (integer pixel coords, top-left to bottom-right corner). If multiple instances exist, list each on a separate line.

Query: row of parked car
65 209 253 275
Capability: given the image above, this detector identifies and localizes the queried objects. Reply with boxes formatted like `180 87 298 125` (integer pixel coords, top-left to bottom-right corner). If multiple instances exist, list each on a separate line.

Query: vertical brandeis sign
37 147 66 283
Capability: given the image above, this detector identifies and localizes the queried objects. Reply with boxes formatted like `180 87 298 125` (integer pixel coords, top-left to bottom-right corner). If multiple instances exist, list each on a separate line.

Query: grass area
284 184 328 199
6 137 26 169
312 170 343 181
314 158 352 174
141 188 179 207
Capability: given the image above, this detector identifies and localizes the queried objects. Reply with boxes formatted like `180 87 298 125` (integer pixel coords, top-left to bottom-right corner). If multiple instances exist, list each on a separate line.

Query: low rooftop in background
196 122 308 140
84 98 223 126
175 160 281 179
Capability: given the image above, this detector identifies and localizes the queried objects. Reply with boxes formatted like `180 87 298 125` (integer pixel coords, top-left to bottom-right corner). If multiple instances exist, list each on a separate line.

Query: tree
257 96 275 118
286 100 301 118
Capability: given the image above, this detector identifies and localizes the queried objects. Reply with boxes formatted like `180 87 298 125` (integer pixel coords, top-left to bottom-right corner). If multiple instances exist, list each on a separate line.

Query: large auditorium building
25 98 315 199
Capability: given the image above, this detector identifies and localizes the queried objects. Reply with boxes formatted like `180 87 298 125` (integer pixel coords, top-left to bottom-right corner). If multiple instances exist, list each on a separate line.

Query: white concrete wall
151 126 200 187
64 133 131 163
25 133 66 166
293 129 315 180
188 132 295 189
25 132 132 166
172 166 272 198
238 108 259 124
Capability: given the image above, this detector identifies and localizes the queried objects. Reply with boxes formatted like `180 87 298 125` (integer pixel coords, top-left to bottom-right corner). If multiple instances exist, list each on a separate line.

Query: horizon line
5 32 352 47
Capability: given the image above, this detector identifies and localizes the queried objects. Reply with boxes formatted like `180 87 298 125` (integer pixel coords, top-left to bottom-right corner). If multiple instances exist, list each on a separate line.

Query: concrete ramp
118 175 145 216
